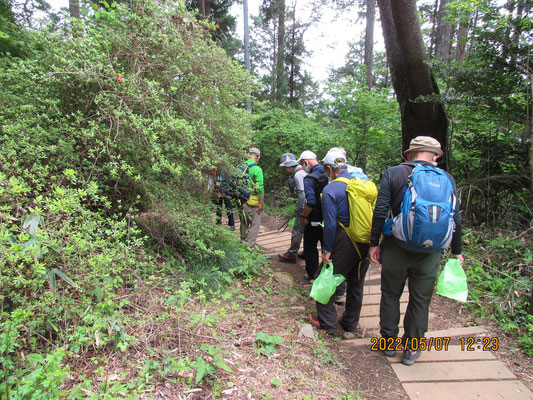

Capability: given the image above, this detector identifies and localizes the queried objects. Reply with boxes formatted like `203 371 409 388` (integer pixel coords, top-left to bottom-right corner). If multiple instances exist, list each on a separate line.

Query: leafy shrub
463 229 532 355
0 0 263 393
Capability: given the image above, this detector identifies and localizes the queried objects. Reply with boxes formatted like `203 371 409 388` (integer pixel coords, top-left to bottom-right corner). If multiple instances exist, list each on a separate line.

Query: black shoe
401 349 421 365
383 348 396 357
303 273 313 282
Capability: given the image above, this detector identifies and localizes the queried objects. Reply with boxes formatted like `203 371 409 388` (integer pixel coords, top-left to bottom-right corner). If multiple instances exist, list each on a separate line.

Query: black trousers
215 196 234 227
316 228 369 333
379 236 441 340
304 224 323 279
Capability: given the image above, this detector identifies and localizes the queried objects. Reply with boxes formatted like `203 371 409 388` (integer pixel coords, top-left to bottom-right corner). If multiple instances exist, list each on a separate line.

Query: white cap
297 150 317 162
322 151 347 168
327 147 349 163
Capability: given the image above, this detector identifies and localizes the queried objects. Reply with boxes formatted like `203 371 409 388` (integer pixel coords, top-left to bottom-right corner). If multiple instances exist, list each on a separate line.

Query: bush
463 228 532 355
0 0 264 391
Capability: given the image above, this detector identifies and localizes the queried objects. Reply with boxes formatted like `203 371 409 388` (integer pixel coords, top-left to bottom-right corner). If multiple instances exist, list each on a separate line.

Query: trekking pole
277 217 291 231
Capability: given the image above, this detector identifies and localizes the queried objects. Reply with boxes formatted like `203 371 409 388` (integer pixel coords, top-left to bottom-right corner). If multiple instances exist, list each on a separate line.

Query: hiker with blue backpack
369 136 464 366
308 151 377 337
239 148 265 247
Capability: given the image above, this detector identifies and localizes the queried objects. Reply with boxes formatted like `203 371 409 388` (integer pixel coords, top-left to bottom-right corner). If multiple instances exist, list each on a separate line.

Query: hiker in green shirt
240 148 264 246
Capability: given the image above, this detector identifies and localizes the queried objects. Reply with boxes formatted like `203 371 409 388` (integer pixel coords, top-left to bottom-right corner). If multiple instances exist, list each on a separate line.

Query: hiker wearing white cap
239 148 264 247
327 147 368 180
369 136 463 366
298 150 327 282
308 152 374 337
278 153 307 263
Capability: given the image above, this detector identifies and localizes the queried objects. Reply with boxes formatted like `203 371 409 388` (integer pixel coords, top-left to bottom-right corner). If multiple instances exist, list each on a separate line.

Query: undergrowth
462 228 533 356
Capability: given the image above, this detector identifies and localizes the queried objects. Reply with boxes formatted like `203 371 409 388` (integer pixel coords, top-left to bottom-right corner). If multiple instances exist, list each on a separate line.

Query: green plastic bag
436 258 468 302
288 217 296 228
309 262 346 304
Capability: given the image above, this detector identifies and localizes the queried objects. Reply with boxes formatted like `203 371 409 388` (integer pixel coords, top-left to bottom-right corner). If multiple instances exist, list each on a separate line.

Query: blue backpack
384 163 456 253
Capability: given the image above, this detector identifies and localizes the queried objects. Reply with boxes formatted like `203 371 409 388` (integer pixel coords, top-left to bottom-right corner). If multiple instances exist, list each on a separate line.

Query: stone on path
273 271 294 287
298 324 316 341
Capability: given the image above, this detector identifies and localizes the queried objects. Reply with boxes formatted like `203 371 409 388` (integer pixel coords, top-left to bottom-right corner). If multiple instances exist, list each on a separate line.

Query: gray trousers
287 216 304 256
379 236 442 340
240 203 261 247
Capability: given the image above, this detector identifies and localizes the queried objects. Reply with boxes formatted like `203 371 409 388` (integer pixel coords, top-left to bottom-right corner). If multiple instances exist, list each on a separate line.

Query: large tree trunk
364 0 376 89
69 0 80 19
435 0 453 62
377 0 449 168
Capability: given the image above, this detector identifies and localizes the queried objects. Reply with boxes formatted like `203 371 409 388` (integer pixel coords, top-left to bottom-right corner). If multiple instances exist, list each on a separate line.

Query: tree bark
435 0 453 62
364 0 376 89
289 2 296 103
275 0 286 102
377 0 448 168
428 0 439 60
69 0 80 19
455 17 469 62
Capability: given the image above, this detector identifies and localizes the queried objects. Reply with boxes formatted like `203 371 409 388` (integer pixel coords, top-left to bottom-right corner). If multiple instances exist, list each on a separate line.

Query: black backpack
307 169 329 199
227 162 257 202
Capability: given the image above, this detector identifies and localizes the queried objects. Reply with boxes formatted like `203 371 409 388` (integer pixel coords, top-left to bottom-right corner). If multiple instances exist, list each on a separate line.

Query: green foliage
326 74 402 177
312 339 343 367
251 107 337 191
0 0 263 394
463 229 532 355
192 344 233 384
254 331 284 356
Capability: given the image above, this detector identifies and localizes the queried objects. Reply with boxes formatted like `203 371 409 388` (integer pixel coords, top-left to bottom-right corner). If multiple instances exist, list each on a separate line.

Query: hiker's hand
302 216 309 226
257 203 263 214
453 254 464 266
369 246 380 264
321 251 331 265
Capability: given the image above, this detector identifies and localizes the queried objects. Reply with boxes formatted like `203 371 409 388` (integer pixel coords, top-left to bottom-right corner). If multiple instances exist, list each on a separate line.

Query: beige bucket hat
404 136 443 157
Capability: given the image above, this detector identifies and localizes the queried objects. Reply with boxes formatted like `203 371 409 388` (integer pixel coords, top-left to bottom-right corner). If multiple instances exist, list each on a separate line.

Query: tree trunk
69 0 80 19
435 0 453 62
364 0 376 89
455 17 469 62
529 66 533 202
275 0 286 102
289 3 296 104
428 0 439 60
510 1 524 69
377 0 448 168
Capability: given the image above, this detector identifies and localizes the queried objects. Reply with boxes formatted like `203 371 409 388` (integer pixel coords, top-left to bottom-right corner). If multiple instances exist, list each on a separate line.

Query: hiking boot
401 349 421 366
278 252 297 264
297 252 305 260
308 314 335 335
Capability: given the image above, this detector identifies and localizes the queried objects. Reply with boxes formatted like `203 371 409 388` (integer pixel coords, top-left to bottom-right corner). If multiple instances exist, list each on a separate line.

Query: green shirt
245 158 264 195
